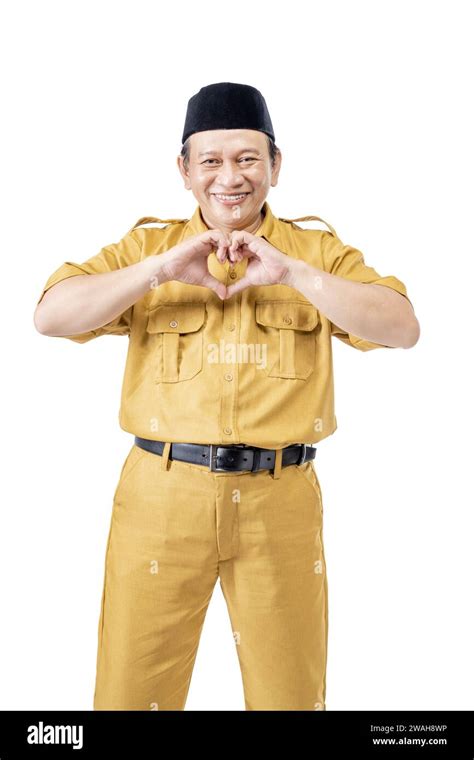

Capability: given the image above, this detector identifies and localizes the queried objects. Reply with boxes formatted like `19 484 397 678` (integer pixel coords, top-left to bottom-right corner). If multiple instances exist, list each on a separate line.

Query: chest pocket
146 302 206 383
255 300 320 379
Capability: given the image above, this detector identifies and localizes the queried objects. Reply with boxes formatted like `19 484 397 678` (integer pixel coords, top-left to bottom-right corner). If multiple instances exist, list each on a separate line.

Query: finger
230 229 253 245
216 244 227 264
200 229 230 262
228 231 244 259
215 238 230 263
228 238 245 263
228 243 239 263
229 231 257 261
229 245 253 265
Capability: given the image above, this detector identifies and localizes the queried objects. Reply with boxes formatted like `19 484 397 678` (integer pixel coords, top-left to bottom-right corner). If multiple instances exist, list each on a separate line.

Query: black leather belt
134 437 316 473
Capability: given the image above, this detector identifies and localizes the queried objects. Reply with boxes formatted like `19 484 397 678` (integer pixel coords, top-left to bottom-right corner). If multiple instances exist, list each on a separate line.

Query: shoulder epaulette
127 216 188 234
278 214 337 237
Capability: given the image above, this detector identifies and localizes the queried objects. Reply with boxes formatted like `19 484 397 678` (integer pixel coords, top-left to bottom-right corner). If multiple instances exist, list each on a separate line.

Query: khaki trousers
93 442 329 710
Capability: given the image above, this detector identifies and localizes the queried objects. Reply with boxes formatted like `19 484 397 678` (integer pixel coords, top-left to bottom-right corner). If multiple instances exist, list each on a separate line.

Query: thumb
224 276 251 299
201 272 227 300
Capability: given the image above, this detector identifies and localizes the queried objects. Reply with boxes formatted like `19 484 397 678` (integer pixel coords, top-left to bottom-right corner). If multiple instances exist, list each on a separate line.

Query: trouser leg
93 445 219 710
218 460 329 710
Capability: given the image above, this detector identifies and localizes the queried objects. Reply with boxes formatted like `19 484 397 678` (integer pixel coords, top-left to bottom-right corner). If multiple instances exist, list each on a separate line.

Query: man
34 82 420 711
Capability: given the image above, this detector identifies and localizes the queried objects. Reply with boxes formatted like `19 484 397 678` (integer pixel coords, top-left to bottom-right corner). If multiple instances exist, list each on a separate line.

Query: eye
202 159 219 165
240 157 256 162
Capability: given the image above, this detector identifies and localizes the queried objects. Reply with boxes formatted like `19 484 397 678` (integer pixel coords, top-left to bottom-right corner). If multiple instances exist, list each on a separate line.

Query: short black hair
180 133 280 170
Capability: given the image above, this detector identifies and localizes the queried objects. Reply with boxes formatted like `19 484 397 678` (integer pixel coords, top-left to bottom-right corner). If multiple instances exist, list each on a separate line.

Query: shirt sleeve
36 229 143 343
320 231 412 351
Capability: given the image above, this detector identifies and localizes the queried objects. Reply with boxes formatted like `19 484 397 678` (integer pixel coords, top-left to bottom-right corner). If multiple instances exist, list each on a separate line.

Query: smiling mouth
211 192 251 202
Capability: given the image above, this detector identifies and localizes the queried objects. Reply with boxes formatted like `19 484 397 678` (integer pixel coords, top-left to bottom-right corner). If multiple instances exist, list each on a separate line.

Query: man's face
177 129 281 233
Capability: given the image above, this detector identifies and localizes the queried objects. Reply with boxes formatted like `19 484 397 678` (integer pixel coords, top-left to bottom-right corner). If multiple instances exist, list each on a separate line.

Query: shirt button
223 427 232 435
169 319 178 328
224 372 233 381
283 315 292 325
229 271 237 279
228 324 236 331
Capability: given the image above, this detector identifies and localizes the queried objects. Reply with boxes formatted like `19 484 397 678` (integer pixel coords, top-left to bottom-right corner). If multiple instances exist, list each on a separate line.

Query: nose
215 161 245 189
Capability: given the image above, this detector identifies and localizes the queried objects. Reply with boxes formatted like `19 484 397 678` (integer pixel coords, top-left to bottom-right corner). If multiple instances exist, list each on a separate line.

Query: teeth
214 193 247 201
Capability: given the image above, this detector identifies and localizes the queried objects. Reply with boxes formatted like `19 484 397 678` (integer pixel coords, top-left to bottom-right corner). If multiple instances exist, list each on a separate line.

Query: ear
176 154 191 190
270 148 282 188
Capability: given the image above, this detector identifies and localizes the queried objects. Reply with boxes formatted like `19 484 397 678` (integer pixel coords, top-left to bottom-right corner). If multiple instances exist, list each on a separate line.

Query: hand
155 229 231 300
223 230 292 299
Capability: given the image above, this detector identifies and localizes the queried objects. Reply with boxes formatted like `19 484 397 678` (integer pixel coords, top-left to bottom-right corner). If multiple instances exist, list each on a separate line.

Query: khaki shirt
37 201 410 448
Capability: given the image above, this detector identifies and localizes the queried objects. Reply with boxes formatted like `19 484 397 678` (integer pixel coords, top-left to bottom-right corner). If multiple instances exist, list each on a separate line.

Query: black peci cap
181 82 275 144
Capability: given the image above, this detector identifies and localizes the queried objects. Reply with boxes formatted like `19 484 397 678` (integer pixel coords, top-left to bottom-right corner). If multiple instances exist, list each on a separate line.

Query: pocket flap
255 301 319 331
147 302 206 333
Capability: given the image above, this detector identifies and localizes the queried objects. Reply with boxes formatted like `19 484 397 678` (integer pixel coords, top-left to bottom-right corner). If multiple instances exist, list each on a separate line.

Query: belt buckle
297 443 307 466
209 444 228 472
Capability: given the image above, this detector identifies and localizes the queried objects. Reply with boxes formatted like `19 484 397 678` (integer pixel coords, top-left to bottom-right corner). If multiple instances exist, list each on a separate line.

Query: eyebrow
198 148 261 157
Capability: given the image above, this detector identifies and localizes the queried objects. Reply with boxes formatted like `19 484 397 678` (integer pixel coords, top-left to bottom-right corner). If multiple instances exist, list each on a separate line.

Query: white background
1 0 472 710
